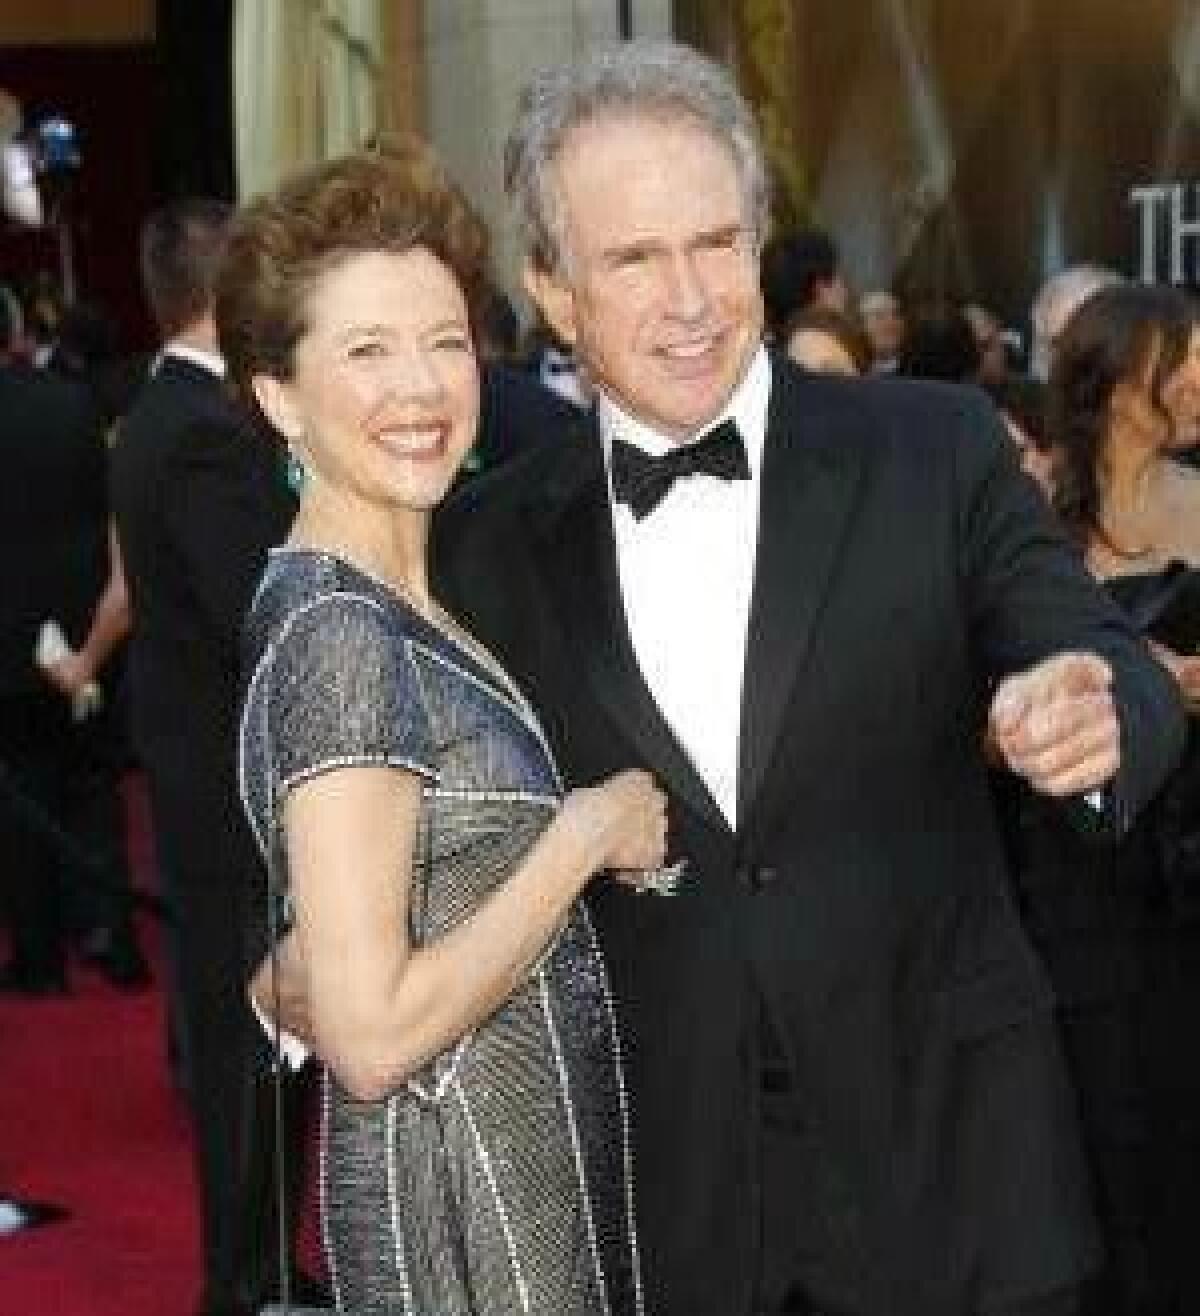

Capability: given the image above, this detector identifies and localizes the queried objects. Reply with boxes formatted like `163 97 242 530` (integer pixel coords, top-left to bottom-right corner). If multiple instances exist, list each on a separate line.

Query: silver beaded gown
239 549 644 1316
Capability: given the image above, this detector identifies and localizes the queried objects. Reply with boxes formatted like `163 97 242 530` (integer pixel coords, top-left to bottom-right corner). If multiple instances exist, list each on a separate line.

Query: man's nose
663 253 710 320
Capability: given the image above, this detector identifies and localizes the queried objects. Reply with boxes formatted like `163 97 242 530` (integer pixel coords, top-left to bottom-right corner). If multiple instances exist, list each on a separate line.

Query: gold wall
679 0 1200 320
0 0 154 44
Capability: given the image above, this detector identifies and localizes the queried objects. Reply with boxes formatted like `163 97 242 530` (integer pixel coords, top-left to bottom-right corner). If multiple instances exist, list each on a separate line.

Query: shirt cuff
251 995 310 1071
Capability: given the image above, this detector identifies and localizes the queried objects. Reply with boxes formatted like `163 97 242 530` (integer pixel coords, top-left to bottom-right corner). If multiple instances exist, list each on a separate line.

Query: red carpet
0 777 199 1315
1 774 325 1313
0 953 201 1312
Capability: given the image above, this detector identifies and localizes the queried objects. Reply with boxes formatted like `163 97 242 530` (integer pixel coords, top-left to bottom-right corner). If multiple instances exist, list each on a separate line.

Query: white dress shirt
158 341 226 377
600 346 771 829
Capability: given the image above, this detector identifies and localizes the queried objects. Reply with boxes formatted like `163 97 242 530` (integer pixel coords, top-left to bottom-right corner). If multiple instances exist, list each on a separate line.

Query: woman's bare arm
282 764 664 1101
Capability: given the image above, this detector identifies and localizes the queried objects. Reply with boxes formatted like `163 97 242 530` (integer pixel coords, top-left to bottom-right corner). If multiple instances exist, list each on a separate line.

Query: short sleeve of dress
260 590 437 804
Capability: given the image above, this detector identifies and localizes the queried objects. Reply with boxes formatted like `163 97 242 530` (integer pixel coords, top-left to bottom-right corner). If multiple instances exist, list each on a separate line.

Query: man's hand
248 933 314 1050
988 652 1119 797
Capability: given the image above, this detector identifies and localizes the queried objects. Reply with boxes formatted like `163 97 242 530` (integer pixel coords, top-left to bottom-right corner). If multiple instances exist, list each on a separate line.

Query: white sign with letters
1130 183 1200 282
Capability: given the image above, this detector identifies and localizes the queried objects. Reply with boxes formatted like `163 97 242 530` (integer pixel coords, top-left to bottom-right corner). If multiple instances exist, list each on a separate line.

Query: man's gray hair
504 40 770 275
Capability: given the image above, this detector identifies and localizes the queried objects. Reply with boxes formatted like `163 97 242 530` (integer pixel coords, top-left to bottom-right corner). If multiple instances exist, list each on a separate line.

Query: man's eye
699 230 744 253
612 247 652 269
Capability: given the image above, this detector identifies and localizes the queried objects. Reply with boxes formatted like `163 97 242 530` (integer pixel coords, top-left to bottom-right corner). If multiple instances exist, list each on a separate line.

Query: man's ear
252 373 303 443
523 264 577 349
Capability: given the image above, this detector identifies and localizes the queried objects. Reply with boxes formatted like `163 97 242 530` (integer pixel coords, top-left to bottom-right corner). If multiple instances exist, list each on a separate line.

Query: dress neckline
268 544 529 713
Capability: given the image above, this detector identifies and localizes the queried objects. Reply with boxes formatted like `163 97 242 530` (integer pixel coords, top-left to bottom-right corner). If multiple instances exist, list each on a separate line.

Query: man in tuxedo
110 200 304 1316
760 228 849 339
433 42 1186 1316
0 293 144 995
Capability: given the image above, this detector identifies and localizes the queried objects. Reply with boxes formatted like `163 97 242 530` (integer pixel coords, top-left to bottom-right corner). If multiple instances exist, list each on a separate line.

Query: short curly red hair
216 138 491 412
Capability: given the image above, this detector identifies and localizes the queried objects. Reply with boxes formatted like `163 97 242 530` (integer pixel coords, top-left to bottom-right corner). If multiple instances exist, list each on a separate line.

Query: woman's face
786 325 859 376
1161 327 1200 451
257 247 479 519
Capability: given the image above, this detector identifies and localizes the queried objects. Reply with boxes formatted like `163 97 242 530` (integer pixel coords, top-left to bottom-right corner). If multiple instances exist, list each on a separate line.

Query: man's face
787 326 858 377
527 113 763 442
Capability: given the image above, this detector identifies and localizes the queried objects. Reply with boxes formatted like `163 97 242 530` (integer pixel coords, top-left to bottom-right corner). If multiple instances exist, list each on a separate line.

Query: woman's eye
348 340 385 360
433 333 472 353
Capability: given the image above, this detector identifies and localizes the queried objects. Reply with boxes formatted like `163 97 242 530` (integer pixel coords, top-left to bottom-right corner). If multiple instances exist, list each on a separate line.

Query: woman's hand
41 648 93 699
1150 639 1200 714
559 769 669 874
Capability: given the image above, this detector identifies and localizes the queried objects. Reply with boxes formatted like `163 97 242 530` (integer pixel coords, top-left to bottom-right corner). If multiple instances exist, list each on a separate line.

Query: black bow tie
610 419 750 520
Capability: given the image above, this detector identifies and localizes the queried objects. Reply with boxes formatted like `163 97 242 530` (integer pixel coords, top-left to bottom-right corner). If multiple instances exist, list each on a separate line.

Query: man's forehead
553 110 745 235
556 106 735 171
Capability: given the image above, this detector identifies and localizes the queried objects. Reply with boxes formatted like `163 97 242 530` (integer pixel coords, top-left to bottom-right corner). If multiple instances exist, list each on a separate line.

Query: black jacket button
735 863 778 891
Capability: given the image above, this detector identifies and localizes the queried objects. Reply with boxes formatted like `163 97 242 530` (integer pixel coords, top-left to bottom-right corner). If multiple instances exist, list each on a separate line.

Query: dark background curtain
0 0 233 349
151 0 235 203
675 0 1200 324
0 42 156 344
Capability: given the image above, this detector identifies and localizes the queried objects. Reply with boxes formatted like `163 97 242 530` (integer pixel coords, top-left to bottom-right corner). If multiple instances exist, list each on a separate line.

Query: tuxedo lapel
530 435 726 829
738 365 866 828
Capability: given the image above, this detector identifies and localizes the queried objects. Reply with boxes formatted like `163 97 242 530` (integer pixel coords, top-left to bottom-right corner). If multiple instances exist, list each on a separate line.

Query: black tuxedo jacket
0 364 108 696
110 355 293 822
475 360 583 469
434 362 1186 1316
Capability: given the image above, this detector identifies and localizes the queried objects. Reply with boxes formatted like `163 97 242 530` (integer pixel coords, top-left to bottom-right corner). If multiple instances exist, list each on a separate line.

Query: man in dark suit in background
110 200 303 1316
760 228 850 340
0 291 144 995
434 42 1186 1316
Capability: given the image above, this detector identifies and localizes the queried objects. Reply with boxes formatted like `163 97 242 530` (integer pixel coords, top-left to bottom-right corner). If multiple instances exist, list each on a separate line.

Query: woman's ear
252 373 304 443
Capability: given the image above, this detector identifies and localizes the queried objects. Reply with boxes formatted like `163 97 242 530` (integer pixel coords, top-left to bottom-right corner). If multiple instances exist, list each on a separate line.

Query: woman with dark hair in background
1008 282 1200 1316
782 306 872 377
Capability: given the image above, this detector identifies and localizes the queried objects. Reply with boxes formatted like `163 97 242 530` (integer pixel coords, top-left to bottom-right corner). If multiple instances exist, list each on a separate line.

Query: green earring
285 450 307 493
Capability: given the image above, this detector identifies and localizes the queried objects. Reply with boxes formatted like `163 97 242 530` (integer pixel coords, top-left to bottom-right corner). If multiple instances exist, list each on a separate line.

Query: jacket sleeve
951 386 1186 839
